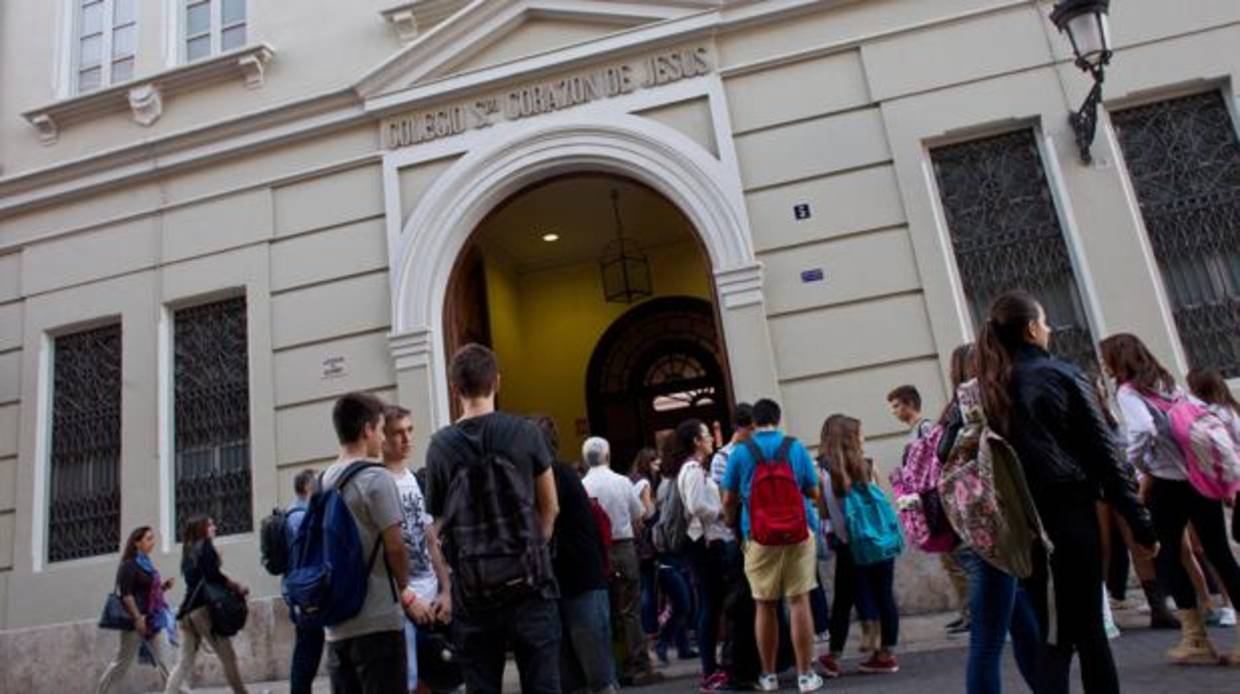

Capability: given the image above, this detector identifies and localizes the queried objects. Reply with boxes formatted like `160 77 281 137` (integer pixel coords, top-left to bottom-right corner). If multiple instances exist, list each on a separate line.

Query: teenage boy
424 344 562 693
710 403 755 485
287 468 323 694
721 398 823 693
322 392 413 694
887 384 969 634
382 405 453 694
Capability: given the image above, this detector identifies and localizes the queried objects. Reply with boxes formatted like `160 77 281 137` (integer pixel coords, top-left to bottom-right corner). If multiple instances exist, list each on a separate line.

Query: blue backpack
843 482 905 566
282 461 392 628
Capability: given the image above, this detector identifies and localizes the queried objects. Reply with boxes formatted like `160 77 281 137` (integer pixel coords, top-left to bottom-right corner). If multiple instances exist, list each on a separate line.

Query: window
48 323 122 563
75 0 136 93
1112 91 1240 378
931 129 1098 369
173 296 252 538
185 0 246 62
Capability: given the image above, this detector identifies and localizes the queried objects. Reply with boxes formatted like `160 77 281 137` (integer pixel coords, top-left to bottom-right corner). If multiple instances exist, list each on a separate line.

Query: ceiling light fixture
542 232 560 242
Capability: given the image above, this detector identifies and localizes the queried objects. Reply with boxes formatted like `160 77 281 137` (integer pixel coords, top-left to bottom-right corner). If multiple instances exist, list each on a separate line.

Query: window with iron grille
1111 91 1240 379
174 296 252 537
930 129 1098 370
48 323 122 563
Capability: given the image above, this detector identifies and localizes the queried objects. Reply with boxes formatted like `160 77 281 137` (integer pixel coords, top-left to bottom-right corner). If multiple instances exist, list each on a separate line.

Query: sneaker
945 616 966 631
797 672 824 693
756 673 780 692
699 670 732 692
859 652 900 674
947 618 971 635
1220 607 1237 627
1104 619 1121 640
817 653 842 679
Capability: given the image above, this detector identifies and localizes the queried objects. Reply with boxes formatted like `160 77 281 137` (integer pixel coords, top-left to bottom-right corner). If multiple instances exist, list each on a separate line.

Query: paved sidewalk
148 607 1240 692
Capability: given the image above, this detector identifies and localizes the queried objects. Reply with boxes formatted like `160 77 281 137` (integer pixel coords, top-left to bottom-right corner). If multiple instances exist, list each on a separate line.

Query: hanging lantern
599 188 652 304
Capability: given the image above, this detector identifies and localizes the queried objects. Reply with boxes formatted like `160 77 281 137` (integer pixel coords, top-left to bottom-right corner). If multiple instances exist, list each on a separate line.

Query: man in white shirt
382 405 453 694
581 436 661 686
710 403 755 485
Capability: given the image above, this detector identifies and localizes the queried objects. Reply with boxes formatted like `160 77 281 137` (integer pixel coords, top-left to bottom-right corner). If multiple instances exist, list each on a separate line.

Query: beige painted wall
0 0 1236 653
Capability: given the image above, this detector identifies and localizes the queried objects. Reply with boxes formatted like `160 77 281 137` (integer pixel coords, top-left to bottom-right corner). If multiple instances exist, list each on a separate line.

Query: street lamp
1050 0 1112 164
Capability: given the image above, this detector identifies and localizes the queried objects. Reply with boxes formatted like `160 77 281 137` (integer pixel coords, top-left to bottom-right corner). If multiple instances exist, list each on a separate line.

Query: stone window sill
22 43 275 145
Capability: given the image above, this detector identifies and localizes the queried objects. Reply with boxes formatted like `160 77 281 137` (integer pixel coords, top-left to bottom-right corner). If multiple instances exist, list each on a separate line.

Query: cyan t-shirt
721 430 820 540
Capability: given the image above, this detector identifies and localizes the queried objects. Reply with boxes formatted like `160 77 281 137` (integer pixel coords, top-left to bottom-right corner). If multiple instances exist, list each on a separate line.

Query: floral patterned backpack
937 380 1049 578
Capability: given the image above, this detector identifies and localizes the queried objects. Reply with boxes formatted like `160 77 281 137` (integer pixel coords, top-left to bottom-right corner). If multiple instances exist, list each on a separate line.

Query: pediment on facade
356 0 724 98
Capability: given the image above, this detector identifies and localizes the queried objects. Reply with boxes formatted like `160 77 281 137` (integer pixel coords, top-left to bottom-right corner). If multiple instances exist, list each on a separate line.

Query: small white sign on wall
322 355 348 379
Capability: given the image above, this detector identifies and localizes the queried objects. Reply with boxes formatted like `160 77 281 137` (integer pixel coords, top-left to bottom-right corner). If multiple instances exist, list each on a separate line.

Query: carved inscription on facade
382 46 712 149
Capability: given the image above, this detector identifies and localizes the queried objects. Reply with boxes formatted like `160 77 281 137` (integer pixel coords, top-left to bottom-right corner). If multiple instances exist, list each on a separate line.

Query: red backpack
745 437 809 546
588 497 613 575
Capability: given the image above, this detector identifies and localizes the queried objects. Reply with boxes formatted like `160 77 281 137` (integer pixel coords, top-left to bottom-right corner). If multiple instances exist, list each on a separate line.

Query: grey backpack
652 474 690 555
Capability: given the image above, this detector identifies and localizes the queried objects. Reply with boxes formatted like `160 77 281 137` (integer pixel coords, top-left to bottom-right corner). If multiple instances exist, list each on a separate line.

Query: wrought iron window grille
174 296 253 538
1112 91 1240 378
931 129 1099 371
48 323 122 563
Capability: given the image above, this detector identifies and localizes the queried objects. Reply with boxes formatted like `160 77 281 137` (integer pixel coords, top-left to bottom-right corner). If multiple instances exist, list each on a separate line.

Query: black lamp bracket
1069 51 1110 164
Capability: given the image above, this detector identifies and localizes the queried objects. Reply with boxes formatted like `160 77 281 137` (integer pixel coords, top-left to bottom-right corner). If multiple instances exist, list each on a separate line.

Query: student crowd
92 289 1240 694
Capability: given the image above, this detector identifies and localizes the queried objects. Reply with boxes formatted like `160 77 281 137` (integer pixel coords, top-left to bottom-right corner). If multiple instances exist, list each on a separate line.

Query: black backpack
259 506 302 576
438 425 554 612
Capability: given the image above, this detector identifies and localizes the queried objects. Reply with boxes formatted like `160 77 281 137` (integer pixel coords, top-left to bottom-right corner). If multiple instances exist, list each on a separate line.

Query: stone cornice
714 262 765 309
389 328 436 371
21 43 276 146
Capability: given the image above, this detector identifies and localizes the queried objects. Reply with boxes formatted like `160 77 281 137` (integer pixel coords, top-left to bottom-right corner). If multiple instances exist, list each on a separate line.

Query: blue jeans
640 560 658 635
402 619 419 691
958 549 1039 694
656 557 694 657
856 558 899 649
289 623 324 694
687 539 727 676
560 589 616 693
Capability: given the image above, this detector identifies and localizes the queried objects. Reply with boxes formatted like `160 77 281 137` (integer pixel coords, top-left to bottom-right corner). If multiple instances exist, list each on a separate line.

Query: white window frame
65 0 138 95
175 0 247 65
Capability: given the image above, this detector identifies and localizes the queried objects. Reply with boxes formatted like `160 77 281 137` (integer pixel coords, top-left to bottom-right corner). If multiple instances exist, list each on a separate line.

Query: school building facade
0 0 1237 689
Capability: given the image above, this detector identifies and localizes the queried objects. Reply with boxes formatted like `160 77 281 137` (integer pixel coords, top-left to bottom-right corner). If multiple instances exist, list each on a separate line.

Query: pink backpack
1140 389 1240 501
890 425 955 553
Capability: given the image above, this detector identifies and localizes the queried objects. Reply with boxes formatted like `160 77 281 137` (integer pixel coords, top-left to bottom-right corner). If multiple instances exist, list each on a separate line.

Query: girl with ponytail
1102 336 1240 666
974 291 1156 694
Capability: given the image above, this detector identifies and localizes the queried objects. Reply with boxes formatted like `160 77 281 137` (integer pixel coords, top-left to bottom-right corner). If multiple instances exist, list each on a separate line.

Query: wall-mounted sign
382 46 713 149
322 356 348 379
793 203 812 220
800 268 825 283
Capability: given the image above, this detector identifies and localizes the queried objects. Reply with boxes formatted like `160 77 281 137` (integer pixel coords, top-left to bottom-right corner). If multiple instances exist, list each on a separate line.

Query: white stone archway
387 112 780 452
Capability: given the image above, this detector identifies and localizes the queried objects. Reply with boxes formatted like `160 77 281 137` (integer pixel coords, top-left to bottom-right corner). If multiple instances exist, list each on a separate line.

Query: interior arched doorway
440 173 730 461
586 296 731 470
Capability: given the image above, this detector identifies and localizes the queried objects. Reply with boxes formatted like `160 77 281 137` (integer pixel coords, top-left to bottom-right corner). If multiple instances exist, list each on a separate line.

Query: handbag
185 578 249 637
98 591 135 631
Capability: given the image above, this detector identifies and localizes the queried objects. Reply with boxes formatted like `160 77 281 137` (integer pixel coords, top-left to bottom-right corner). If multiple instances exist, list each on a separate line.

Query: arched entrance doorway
387 115 781 467
441 173 730 462
586 297 730 470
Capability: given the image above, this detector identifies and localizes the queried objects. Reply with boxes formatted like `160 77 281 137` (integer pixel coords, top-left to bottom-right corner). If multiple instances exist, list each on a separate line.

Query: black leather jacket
1005 344 1155 546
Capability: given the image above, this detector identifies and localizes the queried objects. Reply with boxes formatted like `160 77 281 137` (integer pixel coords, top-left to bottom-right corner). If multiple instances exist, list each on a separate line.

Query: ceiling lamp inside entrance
599 188 653 303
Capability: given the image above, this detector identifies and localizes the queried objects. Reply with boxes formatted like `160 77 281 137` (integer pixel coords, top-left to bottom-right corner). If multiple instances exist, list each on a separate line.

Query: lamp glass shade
1066 12 1111 64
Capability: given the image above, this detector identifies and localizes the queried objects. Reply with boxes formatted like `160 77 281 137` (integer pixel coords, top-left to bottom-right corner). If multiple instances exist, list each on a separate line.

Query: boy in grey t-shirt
321 392 412 693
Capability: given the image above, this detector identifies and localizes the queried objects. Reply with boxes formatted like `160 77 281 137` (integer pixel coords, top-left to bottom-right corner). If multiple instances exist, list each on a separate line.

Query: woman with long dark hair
650 436 697 668
629 447 662 638
96 526 177 694
664 418 733 690
817 414 899 675
164 516 250 693
1102 334 1240 666
975 291 1155 693
935 344 1039 694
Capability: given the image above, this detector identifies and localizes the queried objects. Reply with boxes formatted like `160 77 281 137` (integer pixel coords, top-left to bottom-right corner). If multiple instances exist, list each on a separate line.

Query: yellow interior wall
484 240 711 459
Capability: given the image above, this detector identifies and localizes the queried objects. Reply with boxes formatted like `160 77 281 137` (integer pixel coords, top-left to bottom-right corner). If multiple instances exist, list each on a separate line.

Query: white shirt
583 466 644 541
709 443 734 485
390 468 439 601
678 459 733 543
1115 385 1188 481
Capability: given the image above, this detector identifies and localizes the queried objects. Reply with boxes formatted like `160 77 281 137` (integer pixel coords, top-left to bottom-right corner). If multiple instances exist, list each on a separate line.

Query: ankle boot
1227 623 1240 666
1142 580 1181 630
1165 609 1219 665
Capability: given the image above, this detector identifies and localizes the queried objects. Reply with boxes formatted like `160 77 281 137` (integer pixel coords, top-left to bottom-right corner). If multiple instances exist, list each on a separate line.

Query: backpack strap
333 459 398 603
742 439 765 465
774 436 796 463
